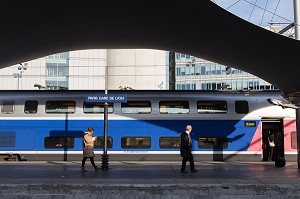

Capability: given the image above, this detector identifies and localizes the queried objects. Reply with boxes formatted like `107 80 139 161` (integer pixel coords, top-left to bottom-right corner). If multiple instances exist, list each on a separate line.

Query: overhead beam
0 0 300 93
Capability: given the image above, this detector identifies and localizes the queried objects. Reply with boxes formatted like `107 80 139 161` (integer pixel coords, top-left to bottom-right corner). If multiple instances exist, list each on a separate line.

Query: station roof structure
0 0 300 96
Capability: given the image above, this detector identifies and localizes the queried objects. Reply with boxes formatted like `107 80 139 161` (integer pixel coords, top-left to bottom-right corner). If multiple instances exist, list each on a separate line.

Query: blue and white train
0 90 297 161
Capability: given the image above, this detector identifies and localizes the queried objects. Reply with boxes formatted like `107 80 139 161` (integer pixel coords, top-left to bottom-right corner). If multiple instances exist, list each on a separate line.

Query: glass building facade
45 52 70 90
0 49 276 91
175 53 276 91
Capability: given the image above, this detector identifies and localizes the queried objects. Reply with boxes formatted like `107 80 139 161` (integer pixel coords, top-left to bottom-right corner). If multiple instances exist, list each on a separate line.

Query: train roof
0 90 282 94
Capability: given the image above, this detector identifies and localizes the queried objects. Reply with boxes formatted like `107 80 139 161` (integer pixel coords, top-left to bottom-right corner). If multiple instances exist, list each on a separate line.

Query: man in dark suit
180 125 198 173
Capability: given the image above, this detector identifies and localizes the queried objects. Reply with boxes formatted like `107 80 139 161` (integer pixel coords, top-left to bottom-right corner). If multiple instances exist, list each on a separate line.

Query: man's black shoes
181 169 198 173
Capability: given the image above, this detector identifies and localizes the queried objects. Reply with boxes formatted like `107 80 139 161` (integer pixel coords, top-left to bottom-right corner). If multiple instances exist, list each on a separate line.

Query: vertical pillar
292 0 300 169
294 0 300 40
296 108 300 169
169 51 176 90
101 102 109 170
17 75 20 90
101 63 109 170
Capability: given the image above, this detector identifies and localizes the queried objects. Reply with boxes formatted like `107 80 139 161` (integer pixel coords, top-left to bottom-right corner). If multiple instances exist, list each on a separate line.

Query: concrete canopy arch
0 0 300 95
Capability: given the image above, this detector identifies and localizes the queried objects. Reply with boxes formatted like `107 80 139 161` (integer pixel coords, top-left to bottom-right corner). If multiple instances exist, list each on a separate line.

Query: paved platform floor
0 161 300 198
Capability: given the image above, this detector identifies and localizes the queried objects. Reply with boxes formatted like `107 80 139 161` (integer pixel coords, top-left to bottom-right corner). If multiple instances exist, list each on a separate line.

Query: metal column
101 63 109 170
293 0 300 170
294 0 300 40
296 108 300 169
169 51 176 90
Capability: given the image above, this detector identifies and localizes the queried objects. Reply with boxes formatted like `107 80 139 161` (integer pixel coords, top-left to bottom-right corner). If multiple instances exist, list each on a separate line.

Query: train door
261 118 284 161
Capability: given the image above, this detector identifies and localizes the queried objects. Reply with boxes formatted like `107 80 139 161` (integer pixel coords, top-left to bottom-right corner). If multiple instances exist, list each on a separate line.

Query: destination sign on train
85 94 127 102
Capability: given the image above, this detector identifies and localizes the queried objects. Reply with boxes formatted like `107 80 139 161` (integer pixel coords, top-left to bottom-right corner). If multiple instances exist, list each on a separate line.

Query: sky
213 0 294 27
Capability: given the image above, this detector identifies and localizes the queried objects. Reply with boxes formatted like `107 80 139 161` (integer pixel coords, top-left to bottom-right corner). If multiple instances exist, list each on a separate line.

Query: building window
45 101 76 114
176 67 181 76
46 81 69 90
45 52 69 91
186 67 190 75
178 83 198 90
291 131 297 149
216 64 221 74
192 84 196 90
198 137 228 149
44 137 74 148
83 102 113 113
197 101 227 114
159 137 180 148
205 65 211 75
159 101 189 114
46 63 69 77
47 52 69 60
121 101 151 114
235 101 249 114
211 64 216 74
1 101 14 114
201 66 206 75
180 67 186 76
94 136 113 148
24 101 38 114
121 137 151 148
195 66 200 75
243 82 248 90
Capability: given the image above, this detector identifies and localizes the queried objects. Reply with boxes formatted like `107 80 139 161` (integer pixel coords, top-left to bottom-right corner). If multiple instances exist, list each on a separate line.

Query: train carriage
0 90 296 162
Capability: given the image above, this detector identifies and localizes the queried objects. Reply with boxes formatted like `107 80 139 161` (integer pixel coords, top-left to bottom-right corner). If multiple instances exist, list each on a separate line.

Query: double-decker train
0 90 297 162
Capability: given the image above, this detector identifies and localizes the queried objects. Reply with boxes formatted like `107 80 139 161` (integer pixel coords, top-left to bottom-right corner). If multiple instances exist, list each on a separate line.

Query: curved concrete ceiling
0 0 300 94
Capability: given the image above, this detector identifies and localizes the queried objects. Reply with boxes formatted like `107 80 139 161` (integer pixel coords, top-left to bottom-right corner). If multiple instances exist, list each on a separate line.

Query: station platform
0 161 300 198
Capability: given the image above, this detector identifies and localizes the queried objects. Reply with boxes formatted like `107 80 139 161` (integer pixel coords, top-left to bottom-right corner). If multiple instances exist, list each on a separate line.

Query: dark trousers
81 157 96 168
181 156 195 171
268 147 274 161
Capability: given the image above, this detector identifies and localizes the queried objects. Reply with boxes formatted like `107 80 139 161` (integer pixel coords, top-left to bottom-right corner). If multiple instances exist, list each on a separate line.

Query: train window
44 137 74 148
197 101 227 114
291 131 297 149
159 101 189 114
24 101 38 114
235 101 249 114
159 137 180 148
121 101 151 114
83 102 113 114
0 132 16 147
94 136 113 148
121 137 151 148
1 101 14 114
45 101 76 114
198 137 228 149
